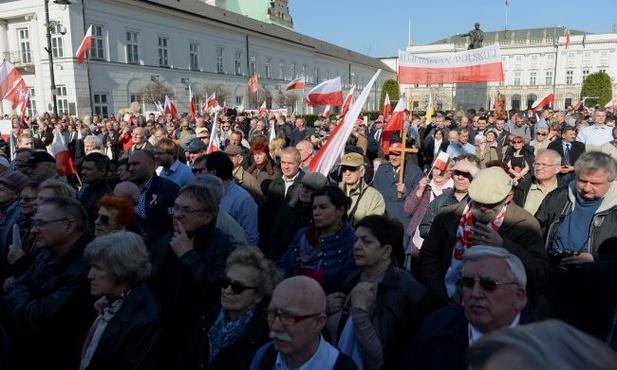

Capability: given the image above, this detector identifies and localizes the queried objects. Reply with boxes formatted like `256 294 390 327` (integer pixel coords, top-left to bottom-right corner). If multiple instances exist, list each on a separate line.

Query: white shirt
576 124 613 146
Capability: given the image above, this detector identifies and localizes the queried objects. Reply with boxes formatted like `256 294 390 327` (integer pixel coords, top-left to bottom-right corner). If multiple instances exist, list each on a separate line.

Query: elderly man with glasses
403 246 533 370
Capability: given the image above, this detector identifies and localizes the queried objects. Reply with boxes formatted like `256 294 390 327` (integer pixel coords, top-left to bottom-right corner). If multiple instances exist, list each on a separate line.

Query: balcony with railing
2 50 35 71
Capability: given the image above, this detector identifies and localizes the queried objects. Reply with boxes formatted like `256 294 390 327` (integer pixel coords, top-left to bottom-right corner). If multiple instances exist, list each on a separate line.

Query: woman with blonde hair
474 134 499 168
268 137 286 168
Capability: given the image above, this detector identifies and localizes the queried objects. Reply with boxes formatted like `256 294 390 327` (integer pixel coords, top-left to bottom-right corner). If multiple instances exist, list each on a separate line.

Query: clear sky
291 0 616 57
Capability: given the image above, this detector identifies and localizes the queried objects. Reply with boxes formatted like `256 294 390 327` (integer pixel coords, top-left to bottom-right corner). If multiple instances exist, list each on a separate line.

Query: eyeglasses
533 163 559 168
218 275 258 294
460 276 519 292
266 308 321 326
199 136 210 140
96 214 110 225
32 218 71 228
18 195 37 202
536 132 547 136
341 165 359 172
172 204 205 214
510 141 523 144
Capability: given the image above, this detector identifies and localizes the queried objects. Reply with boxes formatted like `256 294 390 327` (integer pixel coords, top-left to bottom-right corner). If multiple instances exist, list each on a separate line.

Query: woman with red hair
93 195 138 237
246 139 281 186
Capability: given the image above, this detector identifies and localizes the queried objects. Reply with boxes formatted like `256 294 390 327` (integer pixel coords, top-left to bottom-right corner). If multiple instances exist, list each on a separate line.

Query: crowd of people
0 103 616 369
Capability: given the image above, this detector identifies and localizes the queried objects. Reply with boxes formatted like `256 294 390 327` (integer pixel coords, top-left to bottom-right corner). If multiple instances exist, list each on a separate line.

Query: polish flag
122 113 133 126
155 101 165 115
340 87 355 116
0 61 22 99
382 92 391 118
50 128 77 176
321 105 331 118
4 77 27 110
258 101 267 116
164 95 179 118
309 70 381 176
381 95 405 154
188 85 197 119
206 92 218 108
207 112 221 154
286 76 305 91
306 77 343 106
605 98 617 109
531 90 555 111
76 25 93 65
433 151 450 171
571 98 587 111
18 89 30 123
399 44 504 84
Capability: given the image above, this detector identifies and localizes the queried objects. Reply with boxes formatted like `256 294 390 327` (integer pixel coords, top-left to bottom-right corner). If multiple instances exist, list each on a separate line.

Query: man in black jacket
1 197 94 369
79 152 112 230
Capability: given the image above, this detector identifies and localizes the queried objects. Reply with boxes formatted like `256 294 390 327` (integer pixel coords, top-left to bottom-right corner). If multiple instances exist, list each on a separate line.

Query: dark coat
79 179 112 229
1 232 95 370
84 283 161 370
266 202 313 261
260 170 304 248
338 265 428 370
420 201 550 307
547 139 585 166
372 161 422 229
179 305 270 370
139 175 180 240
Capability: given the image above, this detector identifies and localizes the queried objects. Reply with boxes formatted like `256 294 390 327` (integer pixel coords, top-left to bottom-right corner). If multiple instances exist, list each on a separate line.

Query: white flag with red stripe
164 95 179 118
206 92 218 109
258 101 267 116
0 61 22 100
76 25 93 65
605 97 617 109
286 76 306 91
4 77 27 110
189 85 197 119
306 77 343 106
399 44 504 84
49 128 77 176
531 90 555 111
382 92 391 118
340 87 355 117
321 105 331 118
18 89 30 123
308 70 381 176
381 94 405 154
433 151 450 171
207 112 221 154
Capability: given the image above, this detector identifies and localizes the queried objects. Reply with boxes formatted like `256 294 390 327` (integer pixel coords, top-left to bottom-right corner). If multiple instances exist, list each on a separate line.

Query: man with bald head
250 276 357 369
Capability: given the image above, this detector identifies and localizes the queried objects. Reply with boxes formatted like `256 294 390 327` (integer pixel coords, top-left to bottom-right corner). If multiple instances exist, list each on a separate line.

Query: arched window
526 94 537 110
511 94 521 111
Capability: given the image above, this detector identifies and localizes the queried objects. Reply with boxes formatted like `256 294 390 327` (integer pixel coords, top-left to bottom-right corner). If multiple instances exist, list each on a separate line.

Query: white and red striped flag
531 90 555 111
285 76 305 91
50 128 78 176
381 94 405 154
258 101 267 116
207 112 221 154
399 44 504 84
18 89 30 124
164 95 179 118
206 92 218 108
308 70 381 176
382 92 391 118
4 77 27 110
155 101 164 115
0 61 22 100
188 85 197 119
433 151 450 171
306 77 343 106
340 87 355 117
76 25 93 65
605 98 617 109
321 105 331 118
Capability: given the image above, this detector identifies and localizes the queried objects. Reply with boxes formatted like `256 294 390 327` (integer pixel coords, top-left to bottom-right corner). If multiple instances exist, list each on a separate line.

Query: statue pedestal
455 82 488 111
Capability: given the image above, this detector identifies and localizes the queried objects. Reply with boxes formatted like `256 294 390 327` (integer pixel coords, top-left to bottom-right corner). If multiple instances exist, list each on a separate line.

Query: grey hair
84 231 151 287
463 246 527 287
574 151 617 181
467 319 617 370
191 174 224 203
83 134 103 150
535 148 562 166
226 247 281 301
474 134 487 143
281 146 301 164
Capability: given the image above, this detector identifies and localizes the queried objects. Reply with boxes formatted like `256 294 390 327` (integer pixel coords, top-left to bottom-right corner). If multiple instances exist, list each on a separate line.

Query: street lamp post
44 0 71 118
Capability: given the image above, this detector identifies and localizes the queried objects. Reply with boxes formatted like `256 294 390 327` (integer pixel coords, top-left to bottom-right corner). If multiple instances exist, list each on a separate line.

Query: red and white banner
206 92 218 108
306 77 343 106
433 151 450 171
258 101 267 116
164 95 179 118
188 85 197 119
381 95 405 154
50 128 77 176
605 97 617 109
76 25 93 65
207 112 221 154
286 76 305 91
309 70 381 176
531 90 555 111
398 44 504 84
321 105 331 118
382 92 391 118
0 61 22 100
340 87 355 117
4 77 27 110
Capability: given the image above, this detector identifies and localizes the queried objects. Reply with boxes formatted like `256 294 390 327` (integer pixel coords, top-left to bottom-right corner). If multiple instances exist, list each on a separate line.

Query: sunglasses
218 275 258 294
341 165 359 172
96 214 110 225
536 132 547 136
460 277 519 292
510 141 523 144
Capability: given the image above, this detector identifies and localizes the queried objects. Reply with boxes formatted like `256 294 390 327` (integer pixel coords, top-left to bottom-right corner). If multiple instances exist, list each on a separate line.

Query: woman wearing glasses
504 135 534 184
179 247 280 370
529 125 551 156
327 215 428 370
93 195 139 237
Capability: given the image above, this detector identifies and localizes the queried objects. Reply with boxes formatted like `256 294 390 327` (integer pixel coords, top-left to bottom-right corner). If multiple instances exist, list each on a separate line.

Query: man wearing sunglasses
421 166 550 308
403 246 531 370
250 276 357 370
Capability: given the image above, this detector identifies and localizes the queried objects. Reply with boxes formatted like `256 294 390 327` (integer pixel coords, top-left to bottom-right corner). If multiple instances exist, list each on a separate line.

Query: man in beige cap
224 144 264 205
420 166 550 307
338 152 385 226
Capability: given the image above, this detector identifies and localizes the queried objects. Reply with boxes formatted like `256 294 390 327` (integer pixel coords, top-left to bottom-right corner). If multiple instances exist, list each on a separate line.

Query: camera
548 247 578 272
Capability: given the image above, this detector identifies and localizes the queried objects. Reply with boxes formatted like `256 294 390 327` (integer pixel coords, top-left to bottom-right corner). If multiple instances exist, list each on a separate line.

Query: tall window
545 71 553 86
234 50 242 75
93 93 109 117
91 25 105 60
27 87 36 117
582 69 589 82
17 28 31 63
278 61 284 79
566 70 573 85
56 85 68 114
514 72 521 86
189 42 199 70
158 37 169 67
126 31 139 64
529 72 537 85
250 54 257 75
216 47 224 73
51 24 64 58
265 58 271 78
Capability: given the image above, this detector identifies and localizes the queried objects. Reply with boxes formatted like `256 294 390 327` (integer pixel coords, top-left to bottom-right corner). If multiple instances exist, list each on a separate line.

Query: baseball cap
339 152 364 168
468 167 512 204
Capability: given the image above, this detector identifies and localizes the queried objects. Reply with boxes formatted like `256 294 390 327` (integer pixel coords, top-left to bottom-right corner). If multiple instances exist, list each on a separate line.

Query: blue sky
292 0 616 57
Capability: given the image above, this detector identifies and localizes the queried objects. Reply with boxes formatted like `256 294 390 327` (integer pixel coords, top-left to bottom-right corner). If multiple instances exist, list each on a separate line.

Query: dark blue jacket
372 161 422 229
140 175 180 240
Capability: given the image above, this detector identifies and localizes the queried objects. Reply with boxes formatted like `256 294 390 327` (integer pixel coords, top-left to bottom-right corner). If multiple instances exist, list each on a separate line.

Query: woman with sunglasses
529 126 550 155
179 247 280 370
504 135 534 184
327 215 428 370
93 195 138 237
